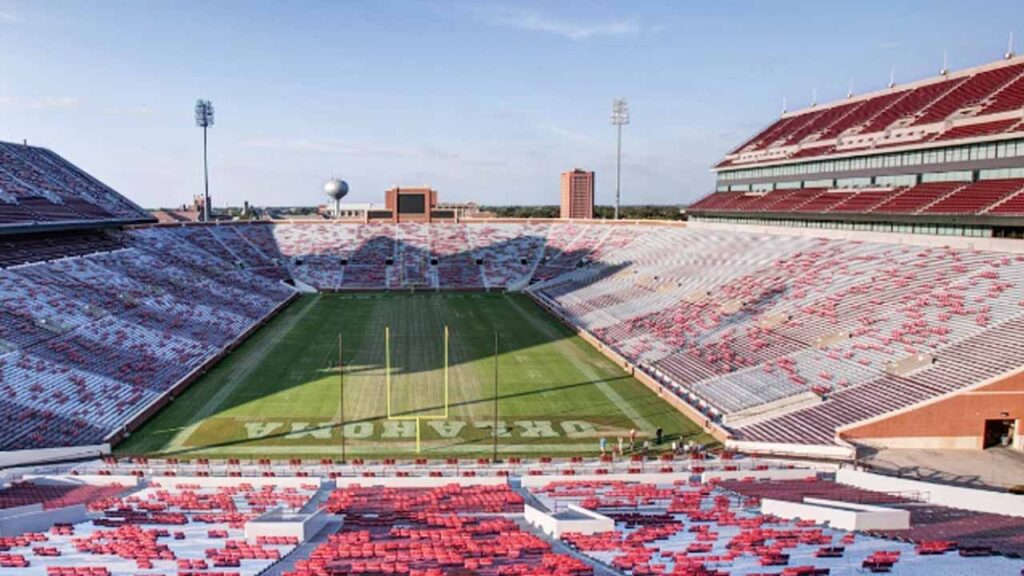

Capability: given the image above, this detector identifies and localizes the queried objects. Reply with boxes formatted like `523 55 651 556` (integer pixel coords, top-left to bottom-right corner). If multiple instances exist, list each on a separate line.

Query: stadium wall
526 292 730 444
725 440 856 461
0 444 110 470
839 371 1024 451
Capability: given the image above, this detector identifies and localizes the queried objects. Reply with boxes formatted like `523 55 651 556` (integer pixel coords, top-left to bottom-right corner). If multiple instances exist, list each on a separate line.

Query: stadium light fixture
610 98 629 220
195 99 215 222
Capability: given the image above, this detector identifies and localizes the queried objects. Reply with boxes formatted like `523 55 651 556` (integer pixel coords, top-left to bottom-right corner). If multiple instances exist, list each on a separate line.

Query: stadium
3 5 1024 575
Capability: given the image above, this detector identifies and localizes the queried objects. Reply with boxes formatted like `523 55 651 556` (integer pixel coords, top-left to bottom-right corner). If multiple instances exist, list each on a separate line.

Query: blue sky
1 1 1022 209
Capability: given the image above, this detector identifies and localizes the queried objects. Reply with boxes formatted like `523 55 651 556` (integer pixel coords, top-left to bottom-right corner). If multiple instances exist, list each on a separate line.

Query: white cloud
475 5 643 40
539 124 601 145
104 106 154 117
0 96 79 110
241 137 459 161
878 42 902 50
0 11 20 23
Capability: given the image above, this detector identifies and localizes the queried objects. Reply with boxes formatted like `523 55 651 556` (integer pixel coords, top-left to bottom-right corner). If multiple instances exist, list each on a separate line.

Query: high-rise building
560 169 594 219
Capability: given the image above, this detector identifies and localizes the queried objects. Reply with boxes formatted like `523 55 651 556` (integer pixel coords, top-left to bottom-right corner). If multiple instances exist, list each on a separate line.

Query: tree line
481 205 685 221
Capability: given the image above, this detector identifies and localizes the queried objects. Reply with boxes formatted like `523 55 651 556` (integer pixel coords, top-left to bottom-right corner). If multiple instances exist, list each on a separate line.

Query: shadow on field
180 258 631 419
121 227 655 455
143 374 634 457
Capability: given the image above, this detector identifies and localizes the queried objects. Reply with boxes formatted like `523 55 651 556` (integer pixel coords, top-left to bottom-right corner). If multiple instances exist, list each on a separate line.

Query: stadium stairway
260 515 345 576
509 508 622 576
298 480 336 514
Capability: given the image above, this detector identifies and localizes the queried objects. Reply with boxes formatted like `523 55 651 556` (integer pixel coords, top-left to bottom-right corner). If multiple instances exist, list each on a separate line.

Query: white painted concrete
333 476 507 489
152 476 320 490
837 468 1024 517
761 497 910 531
726 439 855 461
524 503 614 539
0 444 110 468
22 474 139 488
0 504 87 537
701 468 818 483
245 508 330 541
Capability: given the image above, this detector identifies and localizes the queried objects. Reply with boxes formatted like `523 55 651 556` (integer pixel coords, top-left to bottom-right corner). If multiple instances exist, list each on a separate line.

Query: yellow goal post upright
385 324 450 453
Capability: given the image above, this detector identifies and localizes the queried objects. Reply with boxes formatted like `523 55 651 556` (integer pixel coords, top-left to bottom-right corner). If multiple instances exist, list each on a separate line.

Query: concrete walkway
860 447 1024 490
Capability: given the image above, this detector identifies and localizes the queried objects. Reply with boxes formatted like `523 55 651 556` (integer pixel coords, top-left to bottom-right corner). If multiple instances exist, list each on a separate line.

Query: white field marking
438 295 488 422
345 297 388 423
503 294 655 431
206 418 618 442
157 442 605 456
167 294 322 451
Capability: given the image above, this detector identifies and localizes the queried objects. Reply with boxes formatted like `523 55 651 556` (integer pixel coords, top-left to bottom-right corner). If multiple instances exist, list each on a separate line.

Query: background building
318 202 387 220
560 169 594 219
385 186 438 223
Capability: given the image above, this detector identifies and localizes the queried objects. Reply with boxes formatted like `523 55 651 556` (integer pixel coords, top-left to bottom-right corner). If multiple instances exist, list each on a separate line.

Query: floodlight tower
610 98 630 220
195 99 215 222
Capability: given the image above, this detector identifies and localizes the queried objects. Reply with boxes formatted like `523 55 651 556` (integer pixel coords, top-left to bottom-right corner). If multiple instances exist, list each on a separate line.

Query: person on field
599 437 607 455
629 428 637 451
617 436 624 456
655 427 663 445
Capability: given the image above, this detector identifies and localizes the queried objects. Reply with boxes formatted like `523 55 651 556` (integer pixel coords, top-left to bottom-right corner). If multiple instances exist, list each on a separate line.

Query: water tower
324 179 349 219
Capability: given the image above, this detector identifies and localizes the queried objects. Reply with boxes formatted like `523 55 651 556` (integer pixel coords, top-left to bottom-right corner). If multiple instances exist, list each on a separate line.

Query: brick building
560 169 594 219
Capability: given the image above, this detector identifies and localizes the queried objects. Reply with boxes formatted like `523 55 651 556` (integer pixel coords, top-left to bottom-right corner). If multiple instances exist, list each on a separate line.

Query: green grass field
118 292 712 459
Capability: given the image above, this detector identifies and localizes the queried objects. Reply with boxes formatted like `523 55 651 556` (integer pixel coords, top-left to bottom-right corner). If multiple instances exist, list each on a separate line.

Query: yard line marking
503 294 654 431
166 294 322 452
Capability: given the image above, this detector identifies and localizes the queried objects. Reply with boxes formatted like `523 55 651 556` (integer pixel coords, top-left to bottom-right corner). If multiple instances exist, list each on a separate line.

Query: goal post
385 324 450 453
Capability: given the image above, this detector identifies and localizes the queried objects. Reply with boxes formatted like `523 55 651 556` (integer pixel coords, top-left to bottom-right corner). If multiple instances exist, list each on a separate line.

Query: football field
118 292 712 459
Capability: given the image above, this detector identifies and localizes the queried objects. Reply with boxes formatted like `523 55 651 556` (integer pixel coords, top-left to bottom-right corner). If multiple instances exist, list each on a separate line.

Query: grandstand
690 55 1024 238
0 135 1022 461
0 142 153 231
0 128 1021 464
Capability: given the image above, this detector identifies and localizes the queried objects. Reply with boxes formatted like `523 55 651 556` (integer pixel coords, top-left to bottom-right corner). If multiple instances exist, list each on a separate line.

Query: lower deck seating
0 481 126 511
719 479 1024 557
533 227 1024 450
287 484 591 576
0 479 314 576
533 479 1024 575
0 228 296 451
